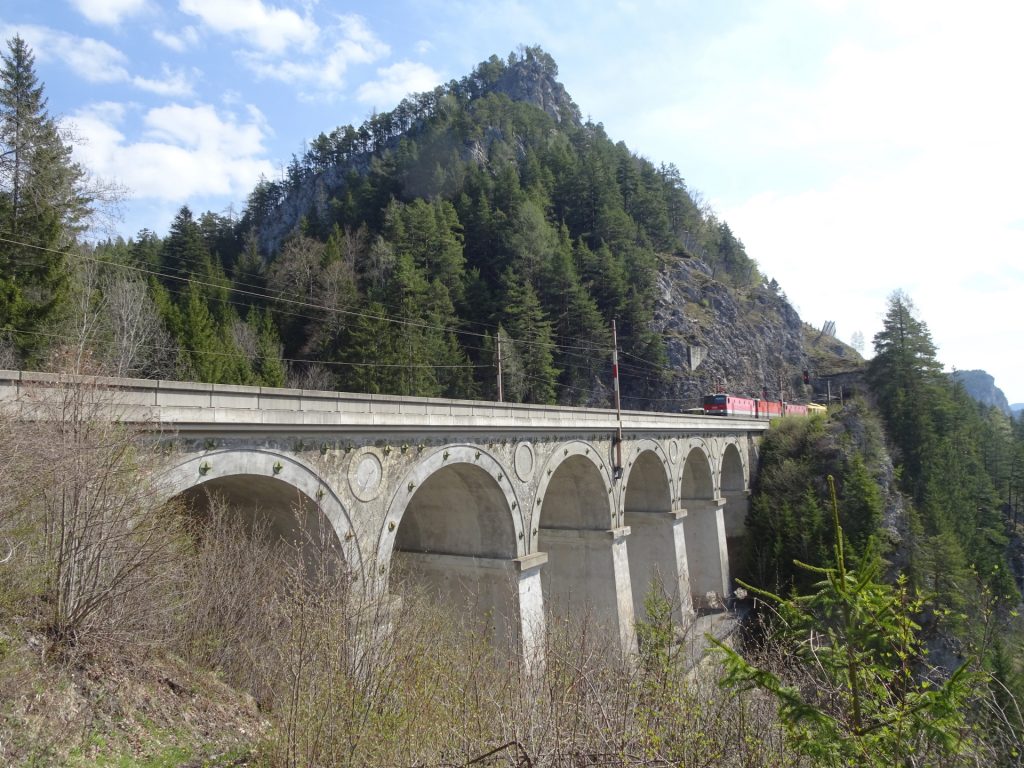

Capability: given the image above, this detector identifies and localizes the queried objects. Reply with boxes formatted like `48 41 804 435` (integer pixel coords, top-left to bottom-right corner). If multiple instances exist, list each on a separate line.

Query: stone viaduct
0 370 768 659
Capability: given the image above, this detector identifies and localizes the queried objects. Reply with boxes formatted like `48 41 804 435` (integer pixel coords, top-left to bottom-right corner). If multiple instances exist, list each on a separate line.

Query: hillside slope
237 46 859 409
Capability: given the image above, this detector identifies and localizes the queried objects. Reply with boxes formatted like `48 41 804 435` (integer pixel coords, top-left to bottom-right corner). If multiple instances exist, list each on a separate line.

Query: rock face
951 369 1011 415
491 51 580 125
256 161 366 258
255 51 580 258
653 256 814 409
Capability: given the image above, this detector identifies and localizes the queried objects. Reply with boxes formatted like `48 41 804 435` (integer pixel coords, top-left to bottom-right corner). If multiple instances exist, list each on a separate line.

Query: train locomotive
701 393 825 418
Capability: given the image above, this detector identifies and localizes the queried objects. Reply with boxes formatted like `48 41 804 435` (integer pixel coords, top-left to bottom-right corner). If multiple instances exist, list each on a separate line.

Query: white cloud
579 0 1024 396
178 0 318 55
69 0 149 26
131 65 195 97
414 40 433 55
724 132 1024 396
5 23 204 96
356 61 442 107
152 26 200 52
62 35 132 83
239 14 389 97
7 24 130 82
70 101 275 202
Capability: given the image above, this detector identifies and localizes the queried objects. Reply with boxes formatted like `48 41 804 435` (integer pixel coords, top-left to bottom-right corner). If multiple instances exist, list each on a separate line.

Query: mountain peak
485 46 581 125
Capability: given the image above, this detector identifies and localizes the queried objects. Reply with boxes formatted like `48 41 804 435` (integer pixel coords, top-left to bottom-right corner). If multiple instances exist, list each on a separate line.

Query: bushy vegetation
721 478 1008 767
744 402 888 594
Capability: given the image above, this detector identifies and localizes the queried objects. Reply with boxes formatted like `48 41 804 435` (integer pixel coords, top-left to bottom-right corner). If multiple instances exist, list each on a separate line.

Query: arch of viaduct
0 371 767 658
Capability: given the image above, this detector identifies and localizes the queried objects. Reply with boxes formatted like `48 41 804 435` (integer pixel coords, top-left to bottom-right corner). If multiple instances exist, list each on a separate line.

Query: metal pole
612 319 623 479
496 334 504 402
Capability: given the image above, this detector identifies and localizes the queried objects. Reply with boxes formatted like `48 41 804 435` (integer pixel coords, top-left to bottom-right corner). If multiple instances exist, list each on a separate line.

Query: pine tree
541 227 608 404
251 308 286 387
161 206 216 284
717 478 983 767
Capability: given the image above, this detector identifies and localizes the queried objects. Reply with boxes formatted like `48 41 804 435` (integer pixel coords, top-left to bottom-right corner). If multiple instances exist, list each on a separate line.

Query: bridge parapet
0 369 770 436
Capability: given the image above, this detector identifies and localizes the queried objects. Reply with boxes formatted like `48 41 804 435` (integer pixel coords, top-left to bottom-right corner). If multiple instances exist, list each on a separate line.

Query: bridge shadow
173 474 347 579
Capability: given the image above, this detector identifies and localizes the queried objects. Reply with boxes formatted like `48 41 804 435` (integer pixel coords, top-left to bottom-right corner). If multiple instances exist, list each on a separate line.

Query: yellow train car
807 402 827 415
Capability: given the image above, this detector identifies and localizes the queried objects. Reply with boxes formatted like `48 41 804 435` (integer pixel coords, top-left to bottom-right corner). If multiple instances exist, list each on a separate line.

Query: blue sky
3 0 1023 402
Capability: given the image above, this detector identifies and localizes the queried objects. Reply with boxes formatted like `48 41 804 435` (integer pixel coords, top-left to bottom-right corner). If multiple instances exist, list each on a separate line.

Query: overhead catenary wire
0 234 694 405
0 235 618 360
1 326 488 371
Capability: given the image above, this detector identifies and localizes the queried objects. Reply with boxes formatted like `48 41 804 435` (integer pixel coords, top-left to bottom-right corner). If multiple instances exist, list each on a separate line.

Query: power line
1 235 689 400
1 326 487 371
0 235 617 359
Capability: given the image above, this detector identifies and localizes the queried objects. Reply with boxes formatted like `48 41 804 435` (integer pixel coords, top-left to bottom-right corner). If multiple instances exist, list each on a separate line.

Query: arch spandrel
533 440 615 544
160 448 362 577
376 445 524 576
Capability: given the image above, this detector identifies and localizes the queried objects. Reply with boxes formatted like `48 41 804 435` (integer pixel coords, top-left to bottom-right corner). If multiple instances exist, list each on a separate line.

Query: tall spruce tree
867 291 943 496
0 35 89 361
500 268 558 404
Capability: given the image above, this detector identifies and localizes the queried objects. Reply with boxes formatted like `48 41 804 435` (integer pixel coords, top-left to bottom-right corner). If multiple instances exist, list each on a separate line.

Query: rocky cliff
653 255 806 408
951 369 1011 415
652 254 863 409
490 48 580 125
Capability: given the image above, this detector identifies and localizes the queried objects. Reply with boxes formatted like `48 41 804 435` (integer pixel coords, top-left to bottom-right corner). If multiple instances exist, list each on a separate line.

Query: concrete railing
0 370 769 435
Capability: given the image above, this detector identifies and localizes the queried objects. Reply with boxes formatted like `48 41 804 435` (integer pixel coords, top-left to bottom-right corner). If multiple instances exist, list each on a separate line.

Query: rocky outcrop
653 255 813 409
491 49 580 125
951 369 1011 415
250 48 852 413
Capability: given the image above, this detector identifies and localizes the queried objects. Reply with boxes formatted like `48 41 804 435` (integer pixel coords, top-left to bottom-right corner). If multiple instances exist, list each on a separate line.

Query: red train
702 393 821 418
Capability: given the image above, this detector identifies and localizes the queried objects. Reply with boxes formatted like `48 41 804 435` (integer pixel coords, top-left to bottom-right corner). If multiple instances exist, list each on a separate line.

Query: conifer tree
717 478 983 767
500 268 558 404
161 206 216 284
867 291 943 496
541 227 608 403
0 35 89 360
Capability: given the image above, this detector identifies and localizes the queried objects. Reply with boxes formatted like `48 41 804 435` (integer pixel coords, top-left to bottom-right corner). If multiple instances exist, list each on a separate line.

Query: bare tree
65 249 107 373
4 374 186 652
103 273 173 377
0 332 18 369
57 257 173 378
267 233 324 302
287 362 336 391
